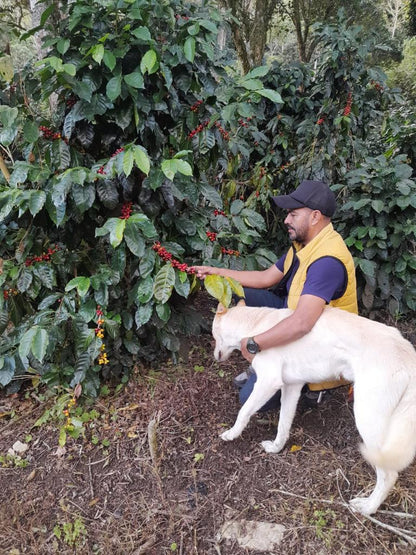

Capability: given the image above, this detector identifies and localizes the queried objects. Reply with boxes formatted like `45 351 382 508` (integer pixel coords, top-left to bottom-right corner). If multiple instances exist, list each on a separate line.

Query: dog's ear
216 303 227 315
236 298 246 306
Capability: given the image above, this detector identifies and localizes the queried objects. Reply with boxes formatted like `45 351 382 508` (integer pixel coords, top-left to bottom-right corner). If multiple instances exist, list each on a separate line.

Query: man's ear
236 298 246 306
216 303 227 314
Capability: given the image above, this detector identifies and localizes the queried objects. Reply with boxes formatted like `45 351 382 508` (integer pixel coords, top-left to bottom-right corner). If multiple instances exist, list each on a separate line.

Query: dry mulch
1 298 416 554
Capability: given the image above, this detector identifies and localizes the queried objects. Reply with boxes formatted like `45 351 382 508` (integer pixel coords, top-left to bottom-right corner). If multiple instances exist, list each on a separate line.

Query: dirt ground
1 296 416 554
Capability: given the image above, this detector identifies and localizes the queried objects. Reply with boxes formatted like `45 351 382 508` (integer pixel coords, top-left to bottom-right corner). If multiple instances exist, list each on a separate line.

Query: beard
287 226 307 245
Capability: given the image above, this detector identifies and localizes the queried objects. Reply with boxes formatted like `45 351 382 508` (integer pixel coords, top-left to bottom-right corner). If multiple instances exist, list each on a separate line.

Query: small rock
10 440 29 455
217 517 285 551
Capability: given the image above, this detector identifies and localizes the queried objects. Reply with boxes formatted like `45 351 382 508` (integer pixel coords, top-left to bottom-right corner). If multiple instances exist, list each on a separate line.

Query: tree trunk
219 0 277 73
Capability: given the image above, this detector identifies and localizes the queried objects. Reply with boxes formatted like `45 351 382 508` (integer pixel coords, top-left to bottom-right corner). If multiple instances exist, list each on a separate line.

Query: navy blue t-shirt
275 254 347 306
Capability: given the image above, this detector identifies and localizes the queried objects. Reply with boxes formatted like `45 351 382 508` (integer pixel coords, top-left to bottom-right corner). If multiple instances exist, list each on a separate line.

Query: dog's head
212 301 245 362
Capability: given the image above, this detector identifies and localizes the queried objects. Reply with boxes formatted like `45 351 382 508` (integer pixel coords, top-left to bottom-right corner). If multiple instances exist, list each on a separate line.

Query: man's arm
241 294 326 362
192 263 283 289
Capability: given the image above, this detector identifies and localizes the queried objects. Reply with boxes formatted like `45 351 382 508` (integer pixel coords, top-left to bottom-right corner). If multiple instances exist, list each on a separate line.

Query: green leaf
124 71 144 89
23 120 40 143
225 277 244 298
62 63 76 76
245 65 269 78
257 89 283 103
123 149 134 177
124 225 145 257
240 78 263 90
204 274 232 307
156 303 171 322
135 303 153 328
358 259 377 278
0 356 16 386
33 264 56 289
136 276 154 303
17 268 33 292
57 38 70 55
103 50 116 71
200 20 218 33
32 328 49 362
132 146 150 174
95 218 126 248
19 328 37 360
131 26 151 41
153 264 175 303
371 200 384 213
161 159 192 180
106 75 122 101
65 276 91 297
140 49 158 75
184 37 196 62
139 249 156 278
29 191 46 216
91 44 104 64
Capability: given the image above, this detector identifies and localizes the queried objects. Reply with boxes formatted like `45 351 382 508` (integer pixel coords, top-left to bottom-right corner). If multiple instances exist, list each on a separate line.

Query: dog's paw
220 429 237 442
261 440 282 454
349 497 377 516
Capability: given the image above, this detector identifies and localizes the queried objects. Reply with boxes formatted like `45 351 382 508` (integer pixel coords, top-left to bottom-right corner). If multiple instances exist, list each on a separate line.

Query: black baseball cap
272 180 336 217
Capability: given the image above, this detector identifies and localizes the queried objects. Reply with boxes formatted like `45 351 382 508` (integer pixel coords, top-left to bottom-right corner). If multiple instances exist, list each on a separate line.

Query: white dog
212 302 416 516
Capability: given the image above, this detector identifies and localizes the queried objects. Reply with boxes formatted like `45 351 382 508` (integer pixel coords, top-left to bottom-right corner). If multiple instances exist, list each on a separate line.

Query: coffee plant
0 2 414 394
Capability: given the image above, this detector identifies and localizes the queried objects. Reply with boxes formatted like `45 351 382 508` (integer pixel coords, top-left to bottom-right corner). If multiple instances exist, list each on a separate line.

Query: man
193 180 358 409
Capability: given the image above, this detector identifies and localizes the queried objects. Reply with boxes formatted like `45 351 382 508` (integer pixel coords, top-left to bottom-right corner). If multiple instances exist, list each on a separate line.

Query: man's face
284 207 314 244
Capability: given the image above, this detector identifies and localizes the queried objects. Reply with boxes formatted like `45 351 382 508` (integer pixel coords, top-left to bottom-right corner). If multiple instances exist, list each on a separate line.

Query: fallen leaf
289 444 302 453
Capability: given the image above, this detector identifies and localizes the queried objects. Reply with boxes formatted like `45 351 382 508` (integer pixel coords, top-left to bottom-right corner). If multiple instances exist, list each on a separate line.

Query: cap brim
272 195 305 210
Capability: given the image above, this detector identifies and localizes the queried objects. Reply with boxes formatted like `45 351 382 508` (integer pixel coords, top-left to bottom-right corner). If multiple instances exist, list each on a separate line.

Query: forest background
1 1 416 554
0 0 415 421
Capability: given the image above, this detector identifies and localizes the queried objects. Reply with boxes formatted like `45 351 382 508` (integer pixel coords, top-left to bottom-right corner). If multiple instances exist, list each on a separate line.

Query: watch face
247 338 259 354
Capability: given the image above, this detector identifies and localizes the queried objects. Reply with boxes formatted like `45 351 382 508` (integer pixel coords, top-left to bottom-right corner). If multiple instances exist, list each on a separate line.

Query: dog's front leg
220 378 281 442
261 383 303 453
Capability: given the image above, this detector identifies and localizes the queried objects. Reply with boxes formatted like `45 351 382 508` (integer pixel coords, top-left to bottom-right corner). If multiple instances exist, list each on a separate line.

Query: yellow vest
283 223 358 314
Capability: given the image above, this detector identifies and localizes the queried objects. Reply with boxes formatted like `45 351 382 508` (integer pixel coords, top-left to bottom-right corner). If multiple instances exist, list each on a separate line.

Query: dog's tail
360 415 416 472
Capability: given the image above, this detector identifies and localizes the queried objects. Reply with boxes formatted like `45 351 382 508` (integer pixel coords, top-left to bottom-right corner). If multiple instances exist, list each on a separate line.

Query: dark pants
238 287 285 411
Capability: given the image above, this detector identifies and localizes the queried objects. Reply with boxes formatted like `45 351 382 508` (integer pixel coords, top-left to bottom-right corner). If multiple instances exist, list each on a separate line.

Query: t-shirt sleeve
275 254 286 272
301 257 347 302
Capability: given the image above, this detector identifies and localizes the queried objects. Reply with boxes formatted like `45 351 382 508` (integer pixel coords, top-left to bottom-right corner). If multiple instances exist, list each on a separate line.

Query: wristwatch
246 337 260 355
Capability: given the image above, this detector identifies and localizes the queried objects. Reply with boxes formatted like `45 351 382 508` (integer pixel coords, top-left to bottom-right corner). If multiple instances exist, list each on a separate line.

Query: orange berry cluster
25 245 60 267
188 120 209 139
317 116 325 125
238 117 252 128
95 306 105 339
66 95 77 108
120 202 133 220
3 288 18 300
95 306 109 365
370 80 384 92
221 247 240 257
213 121 230 141
206 231 217 242
190 100 203 112
63 394 77 430
39 125 62 140
343 92 353 116
152 242 196 274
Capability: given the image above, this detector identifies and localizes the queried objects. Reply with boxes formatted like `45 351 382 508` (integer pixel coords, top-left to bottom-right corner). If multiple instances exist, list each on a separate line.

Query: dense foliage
0 1 415 399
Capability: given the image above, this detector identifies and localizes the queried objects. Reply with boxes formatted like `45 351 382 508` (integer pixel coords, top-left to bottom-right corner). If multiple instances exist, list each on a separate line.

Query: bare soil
1 296 416 554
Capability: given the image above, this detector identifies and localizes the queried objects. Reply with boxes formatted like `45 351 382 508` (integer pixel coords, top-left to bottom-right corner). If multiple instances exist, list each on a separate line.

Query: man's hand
240 337 255 363
189 265 219 279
